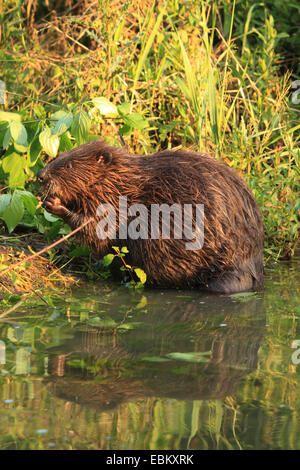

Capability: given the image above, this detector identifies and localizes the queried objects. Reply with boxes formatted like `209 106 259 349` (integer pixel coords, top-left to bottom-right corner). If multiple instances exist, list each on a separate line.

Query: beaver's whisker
41 182 53 202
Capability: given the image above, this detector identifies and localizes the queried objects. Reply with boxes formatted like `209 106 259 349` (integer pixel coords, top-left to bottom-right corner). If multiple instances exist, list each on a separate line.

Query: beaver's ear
96 150 113 165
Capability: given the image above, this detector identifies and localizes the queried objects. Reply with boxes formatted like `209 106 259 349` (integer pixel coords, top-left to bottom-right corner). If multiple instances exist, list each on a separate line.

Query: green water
0 257 299 450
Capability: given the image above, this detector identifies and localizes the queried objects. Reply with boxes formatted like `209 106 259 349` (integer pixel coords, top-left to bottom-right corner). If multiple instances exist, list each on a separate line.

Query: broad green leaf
59 133 73 152
134 268 147 284
2 152 25 173
117 102 131 116
2 152 26 188
14 142 29 153
71 110 91 145
123 113 149 130
0 194 11 214
39 128 60 157
10 121 28 146
103 253 115 266
10 169 26 188
2 128 11 149
43 209 59 222
0 111 22 123
119 124 131 136
0 191 24 232
52 112 73 136
19 190 38 216
50 109 70 121
0 123 8 147
28 135 42 166
92 97 118 116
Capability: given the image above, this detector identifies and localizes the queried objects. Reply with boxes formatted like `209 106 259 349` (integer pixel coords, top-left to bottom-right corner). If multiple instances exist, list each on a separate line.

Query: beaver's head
37 140 114 211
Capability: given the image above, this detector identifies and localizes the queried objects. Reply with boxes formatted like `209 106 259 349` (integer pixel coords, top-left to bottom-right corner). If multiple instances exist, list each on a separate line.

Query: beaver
37 139 264 293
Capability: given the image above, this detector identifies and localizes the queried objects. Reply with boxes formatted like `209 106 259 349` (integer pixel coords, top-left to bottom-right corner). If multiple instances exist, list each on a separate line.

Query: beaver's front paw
44 197 69 217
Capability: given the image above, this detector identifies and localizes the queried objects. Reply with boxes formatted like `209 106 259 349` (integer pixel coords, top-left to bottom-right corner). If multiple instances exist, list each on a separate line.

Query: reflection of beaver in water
37 139 264 293
46 293 266 410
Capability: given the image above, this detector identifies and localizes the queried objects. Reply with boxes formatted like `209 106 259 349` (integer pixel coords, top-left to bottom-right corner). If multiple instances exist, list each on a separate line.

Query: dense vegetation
0 0 299 297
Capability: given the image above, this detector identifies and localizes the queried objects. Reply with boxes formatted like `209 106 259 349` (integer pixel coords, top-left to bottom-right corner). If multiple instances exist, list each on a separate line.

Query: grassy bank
0 0 299 300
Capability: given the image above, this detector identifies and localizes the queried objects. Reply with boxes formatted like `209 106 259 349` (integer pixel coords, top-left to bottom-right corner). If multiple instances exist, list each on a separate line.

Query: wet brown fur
38 139 264 293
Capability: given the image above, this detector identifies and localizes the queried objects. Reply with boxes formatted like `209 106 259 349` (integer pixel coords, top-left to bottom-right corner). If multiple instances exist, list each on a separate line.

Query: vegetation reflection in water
0 258 299 450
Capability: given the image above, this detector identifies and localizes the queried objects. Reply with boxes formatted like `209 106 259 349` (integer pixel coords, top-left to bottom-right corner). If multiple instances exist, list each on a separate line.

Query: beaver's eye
65 161 73 169
96 151 112 165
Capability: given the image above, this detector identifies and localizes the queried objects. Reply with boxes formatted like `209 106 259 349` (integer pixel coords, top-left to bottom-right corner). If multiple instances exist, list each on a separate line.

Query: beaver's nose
37 168 46 183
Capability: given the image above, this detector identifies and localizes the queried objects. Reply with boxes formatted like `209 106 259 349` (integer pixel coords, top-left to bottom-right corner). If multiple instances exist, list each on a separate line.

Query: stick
0 218 94 277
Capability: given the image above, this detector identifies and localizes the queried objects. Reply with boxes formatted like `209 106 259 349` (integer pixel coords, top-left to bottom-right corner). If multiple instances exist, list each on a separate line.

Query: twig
0 218 94 277
0 297 28 319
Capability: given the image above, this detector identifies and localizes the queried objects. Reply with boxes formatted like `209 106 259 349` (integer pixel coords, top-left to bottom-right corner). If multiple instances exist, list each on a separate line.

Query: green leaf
28 135 42 166
69 246 91 257
103 253 115 266
59 133 73 152
0 191 24 232
52 112 73 136
117 102 131 116
134 268 147 284
9 121 28 153
10 121 28 146
123 113 149 130
13 142 29 153
119 124 131 136
0 111 22 123
0 194 11 214
2 128 11 149
43 209 59 222
166 351 211 363
121 246 129 253
92 97 118 116
39 128 60 158
50 109 70 121
19 190 38 216
71 110 91 145
0 123 8 147
2 152 26 187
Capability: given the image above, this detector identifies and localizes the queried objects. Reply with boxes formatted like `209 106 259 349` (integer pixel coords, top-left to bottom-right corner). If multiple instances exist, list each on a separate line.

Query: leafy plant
103 246 147 288
0 98 149 235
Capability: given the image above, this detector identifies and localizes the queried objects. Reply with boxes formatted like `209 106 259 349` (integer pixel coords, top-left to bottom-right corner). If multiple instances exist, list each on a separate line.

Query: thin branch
0 218 94 277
